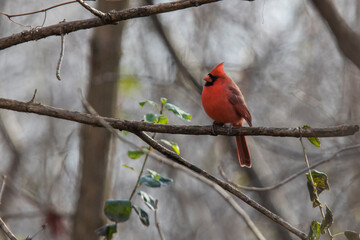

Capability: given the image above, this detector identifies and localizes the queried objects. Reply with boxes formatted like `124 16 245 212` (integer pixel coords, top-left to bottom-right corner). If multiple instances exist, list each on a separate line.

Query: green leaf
128 150 144 159
164 103 192 121
160 97 167 104
144 113 168 124
140 175 161 188
306 169 330 193
147 169 161 181
138 191 156 211
306 181 321 208
306 170 329 207
104 200 132 223
302 125 321 147
160 139 180 155
307 221 321 240
122 164 135 171
139 169 173 188
144 113 158 123
157 115 169 125
320 206 333 234
122 130 129 135
139 100 158 108
95 224 117 240
132 205 150 226
345 231 360 240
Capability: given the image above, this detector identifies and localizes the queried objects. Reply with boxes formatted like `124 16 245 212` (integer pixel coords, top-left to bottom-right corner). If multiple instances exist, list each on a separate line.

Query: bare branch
56 32 66 81
0 97 358 138
76 0 106 18
0 176 6 205
133 131 307 239
311 0 360 70
0 218 17 240
0 0 243 50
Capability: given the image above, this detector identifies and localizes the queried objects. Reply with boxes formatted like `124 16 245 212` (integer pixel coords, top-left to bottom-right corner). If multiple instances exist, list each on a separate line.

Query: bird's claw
211 124 218 136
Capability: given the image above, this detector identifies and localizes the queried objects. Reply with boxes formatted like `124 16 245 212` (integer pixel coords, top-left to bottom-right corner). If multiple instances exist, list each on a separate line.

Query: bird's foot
211 121 224 136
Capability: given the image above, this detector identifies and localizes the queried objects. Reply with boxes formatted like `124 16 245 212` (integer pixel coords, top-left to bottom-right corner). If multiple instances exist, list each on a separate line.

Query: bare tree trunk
71 1 128 239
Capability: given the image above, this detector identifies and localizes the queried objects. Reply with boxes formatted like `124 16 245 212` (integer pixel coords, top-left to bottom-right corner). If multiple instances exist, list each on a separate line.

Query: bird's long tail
235 135 251 167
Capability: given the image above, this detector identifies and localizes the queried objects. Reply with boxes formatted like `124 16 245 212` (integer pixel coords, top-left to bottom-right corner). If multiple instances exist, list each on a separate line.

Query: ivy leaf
139 100 158 109
144 113 168 124
140 175 161 188
345 231 360 240
164 103 192 121
132 205 150 226
157 115 169 124
122 164 135 171
138 191 156 211
320 206 333 234
104 200 132 223
128 150 144 159
160 97 167 104
302 125 321 147
140 169 173 188
306 170 329 207
95 224 117 240
160 139 180 155
307 221 321 240
306 169 330 194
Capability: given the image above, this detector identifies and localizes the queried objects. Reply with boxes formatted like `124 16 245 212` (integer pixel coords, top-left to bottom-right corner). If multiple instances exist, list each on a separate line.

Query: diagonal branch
0 0 251 50
133 130 307 239
310 0 360 70
0 97 358 138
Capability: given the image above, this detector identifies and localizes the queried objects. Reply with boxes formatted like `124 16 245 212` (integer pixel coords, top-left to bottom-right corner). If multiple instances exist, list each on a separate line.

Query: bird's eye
208 73 218 82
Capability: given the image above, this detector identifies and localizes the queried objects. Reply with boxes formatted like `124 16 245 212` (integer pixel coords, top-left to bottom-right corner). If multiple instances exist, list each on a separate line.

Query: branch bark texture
0 97 358 138
0 0 225 50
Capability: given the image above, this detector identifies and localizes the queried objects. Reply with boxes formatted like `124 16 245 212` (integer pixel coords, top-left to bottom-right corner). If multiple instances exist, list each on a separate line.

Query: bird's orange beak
203 75 212 82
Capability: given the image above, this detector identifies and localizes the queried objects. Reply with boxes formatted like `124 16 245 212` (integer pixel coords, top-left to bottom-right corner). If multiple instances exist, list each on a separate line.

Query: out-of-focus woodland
0 0 359 239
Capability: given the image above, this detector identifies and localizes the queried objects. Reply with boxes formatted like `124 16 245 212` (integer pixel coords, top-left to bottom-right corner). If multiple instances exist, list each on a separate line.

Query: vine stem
299 128 333 239
129 102 164 200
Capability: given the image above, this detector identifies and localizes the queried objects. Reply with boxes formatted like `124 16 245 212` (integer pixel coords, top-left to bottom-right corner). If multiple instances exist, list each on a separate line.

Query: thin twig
0 218 17 240
154 200 166 240
219 144 360 191
0 176 6 205
0 97 358 138
76 0 106 18
0 0 94 19
56 32 66 81
27 89 37 103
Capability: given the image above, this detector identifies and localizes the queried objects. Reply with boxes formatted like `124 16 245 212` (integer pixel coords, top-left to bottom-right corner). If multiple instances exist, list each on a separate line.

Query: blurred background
0 0 359 239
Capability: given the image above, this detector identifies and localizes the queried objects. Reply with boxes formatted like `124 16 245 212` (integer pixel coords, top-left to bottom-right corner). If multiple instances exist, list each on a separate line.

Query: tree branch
0 0 248 50
0 97 358 138
310 0 360 70
133 130 307 239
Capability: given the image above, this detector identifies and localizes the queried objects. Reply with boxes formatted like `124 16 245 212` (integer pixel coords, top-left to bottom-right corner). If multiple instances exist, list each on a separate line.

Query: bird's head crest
209 62 225 77
203 62 226 83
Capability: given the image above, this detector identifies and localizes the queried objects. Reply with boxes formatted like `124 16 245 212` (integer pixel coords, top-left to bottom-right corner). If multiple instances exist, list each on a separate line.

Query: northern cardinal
202 62 252 167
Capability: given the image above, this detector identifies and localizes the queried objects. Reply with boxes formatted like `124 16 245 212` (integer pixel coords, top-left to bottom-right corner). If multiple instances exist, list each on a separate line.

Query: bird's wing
227 85 252 126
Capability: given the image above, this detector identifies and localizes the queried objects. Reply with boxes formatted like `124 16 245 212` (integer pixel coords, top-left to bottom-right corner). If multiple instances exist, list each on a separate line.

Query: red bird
202 62 252 167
